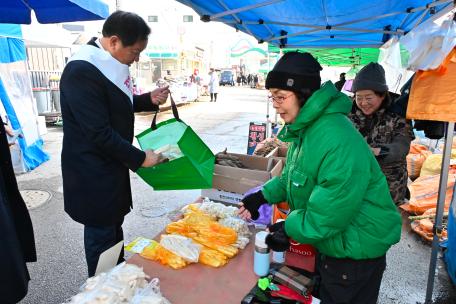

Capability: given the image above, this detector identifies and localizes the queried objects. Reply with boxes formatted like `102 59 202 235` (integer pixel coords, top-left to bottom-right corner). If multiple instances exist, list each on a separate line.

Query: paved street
18 86 456 303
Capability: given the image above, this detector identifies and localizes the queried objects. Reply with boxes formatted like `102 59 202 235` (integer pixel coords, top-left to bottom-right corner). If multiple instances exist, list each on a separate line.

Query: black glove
265 221 290 252
241 190 266 220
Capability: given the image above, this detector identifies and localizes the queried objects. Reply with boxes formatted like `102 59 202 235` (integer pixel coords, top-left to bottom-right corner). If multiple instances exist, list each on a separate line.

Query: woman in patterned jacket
349 62 414 205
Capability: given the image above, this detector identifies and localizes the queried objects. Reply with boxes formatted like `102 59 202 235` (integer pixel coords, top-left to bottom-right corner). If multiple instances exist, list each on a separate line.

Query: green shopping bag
135 95 215 190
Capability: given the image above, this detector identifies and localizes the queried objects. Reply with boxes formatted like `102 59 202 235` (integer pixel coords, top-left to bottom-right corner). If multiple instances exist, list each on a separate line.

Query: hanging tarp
407 47 456 122
0 0 109 24
0 24 49 172
176 0 453 48
445 186 456 284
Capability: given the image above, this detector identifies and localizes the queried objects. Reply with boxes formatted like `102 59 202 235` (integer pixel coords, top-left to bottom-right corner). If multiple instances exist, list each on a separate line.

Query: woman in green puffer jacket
238 52 401 304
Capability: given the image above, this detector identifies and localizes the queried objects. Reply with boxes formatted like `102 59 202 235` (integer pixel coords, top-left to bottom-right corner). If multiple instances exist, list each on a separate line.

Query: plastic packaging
272 219 286 264
131 278 171 304
140 242 189 270
159 234 201 263
254 231 270 276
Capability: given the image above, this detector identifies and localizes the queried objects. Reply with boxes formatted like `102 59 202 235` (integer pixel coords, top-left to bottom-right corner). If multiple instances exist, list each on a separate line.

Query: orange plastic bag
272 202 290 223
401 174 456 214
140 242 189 269
406 143 432 180
198 246 228 268
407 48 456 121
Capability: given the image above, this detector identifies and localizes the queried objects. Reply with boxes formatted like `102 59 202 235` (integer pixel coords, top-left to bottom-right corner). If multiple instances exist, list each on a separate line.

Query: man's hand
141 149 168 167
150 86 170 106
4 124 21 146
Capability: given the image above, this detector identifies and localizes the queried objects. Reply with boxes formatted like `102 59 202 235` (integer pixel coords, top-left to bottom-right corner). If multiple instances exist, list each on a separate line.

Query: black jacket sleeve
61 63 145 171
133 93 159 113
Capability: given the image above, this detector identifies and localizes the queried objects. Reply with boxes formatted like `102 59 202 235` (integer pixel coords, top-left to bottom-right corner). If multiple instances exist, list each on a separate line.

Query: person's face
269 89 300 123
106 36 147 66
355 89 384 116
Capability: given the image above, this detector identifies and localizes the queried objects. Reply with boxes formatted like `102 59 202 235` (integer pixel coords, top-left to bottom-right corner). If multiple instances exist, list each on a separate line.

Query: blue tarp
445 184 456 284
0 0 109 24
176 0 453 48
0 24 49 171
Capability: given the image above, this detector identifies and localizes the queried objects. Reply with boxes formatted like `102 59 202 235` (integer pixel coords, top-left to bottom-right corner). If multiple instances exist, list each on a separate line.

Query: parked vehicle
219 70 235 86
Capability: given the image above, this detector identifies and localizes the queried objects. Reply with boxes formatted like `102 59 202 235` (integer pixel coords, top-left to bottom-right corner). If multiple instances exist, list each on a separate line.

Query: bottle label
255 245 270 254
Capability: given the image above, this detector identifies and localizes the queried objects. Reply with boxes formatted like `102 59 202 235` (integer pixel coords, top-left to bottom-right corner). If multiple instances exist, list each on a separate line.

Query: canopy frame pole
215 0 256 38
412 8 430 30
263 25 403 43
19 0 33 10
424 122 455 304
209 0 285 21
333 0 451 27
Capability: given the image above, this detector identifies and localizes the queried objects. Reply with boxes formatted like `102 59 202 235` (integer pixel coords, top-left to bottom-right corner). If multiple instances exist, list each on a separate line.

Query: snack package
131 278 171 304
140 242 188 270
154 144 183 160
199 246 228 268
159 234 201 263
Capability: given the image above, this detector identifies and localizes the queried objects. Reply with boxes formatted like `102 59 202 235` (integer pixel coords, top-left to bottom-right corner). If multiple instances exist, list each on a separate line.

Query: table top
128 240 258 304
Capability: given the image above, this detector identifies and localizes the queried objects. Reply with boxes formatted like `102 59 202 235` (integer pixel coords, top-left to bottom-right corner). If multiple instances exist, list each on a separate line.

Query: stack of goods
66 263 170 304
254 138 287 157
215 149 246 168
406 143 432 180
140 199 251 269
402 140 456 242
409 208 448 242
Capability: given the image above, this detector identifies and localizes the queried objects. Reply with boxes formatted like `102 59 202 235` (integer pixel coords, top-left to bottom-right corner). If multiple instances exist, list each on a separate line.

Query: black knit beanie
352 62 388 92
266 52 322 93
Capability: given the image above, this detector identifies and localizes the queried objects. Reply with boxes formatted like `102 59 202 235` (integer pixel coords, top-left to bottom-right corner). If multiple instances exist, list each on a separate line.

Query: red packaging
285 240 316 272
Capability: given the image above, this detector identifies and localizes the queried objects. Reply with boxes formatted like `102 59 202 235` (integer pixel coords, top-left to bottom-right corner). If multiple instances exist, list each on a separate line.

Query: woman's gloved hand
237 190 266 220
266 221 290 252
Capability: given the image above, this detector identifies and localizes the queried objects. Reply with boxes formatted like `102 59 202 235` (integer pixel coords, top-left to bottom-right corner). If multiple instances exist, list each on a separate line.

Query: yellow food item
199 246 228 268
140 243 188 269
192 236 238 258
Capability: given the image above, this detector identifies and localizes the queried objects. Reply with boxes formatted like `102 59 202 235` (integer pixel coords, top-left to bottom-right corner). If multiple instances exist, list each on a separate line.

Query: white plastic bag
160 234 201 263
401 18 456 71
131 278 171 304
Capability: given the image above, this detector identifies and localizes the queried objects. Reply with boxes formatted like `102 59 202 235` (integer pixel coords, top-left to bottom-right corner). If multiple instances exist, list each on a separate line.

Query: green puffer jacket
263 82 401 259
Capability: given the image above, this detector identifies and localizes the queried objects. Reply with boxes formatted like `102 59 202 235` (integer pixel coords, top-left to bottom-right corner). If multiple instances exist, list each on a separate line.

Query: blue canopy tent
175 0 453 49
176 1 456 303
0 0 109 24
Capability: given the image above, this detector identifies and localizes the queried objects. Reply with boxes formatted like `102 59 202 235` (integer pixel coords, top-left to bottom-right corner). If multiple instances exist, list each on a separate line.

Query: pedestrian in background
0 116 37 304
349 63 414 205
334 72 346 91
60 11 169 277
238 52 401 304
208 68 219 102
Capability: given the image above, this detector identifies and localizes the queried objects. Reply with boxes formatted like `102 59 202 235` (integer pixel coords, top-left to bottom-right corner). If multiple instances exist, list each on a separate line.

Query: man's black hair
102 11 150 47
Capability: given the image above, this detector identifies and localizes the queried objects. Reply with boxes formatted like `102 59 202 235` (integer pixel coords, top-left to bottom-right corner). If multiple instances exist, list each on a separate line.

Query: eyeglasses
268 93 294 104
355 95 376 105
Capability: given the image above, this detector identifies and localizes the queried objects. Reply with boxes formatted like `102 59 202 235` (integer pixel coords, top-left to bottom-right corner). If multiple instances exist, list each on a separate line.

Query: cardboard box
266 146 288 164
200 189 244 205
202 153 283 204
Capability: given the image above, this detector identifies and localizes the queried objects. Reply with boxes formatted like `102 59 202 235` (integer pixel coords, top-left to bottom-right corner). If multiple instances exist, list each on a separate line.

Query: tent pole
210 0 285 20
424 121 455 304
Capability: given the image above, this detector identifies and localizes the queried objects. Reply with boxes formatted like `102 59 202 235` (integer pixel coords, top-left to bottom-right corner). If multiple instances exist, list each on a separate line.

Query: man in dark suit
0 116 37 303
60 11 169 277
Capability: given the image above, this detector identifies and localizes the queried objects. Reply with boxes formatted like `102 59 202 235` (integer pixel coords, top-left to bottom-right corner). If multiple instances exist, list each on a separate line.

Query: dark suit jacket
60 38 158 226
0 116 37 303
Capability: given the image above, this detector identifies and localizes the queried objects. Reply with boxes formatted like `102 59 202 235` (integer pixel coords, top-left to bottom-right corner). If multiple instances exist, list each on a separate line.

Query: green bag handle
151 93 181 130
